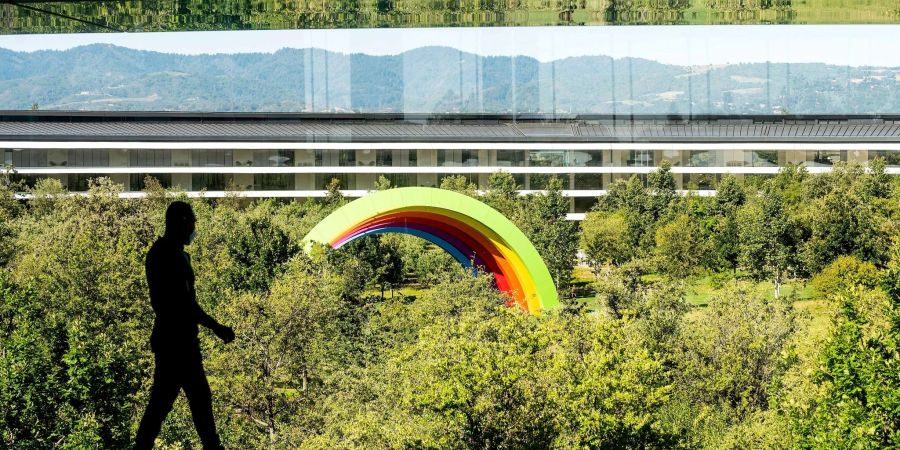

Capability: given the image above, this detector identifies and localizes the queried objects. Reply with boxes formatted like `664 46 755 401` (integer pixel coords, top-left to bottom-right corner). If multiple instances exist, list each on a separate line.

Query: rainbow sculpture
302 187 558 313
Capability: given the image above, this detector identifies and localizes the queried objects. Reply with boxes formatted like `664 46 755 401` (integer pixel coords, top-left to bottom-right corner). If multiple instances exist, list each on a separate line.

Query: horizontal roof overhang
2 112 900 144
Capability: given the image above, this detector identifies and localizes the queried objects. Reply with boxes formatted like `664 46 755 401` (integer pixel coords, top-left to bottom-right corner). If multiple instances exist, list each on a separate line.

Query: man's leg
134 356 180 450
182 351 223 450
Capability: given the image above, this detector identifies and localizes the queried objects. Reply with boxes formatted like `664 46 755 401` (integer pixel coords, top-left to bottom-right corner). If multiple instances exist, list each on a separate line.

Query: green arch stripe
303 187 558 313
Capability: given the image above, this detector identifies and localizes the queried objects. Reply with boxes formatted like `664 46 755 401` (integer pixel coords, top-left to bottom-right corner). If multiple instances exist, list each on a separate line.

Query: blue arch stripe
335 227 472 267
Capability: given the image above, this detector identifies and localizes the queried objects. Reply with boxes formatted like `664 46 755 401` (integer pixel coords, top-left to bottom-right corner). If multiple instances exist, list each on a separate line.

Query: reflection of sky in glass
1 25 899 114
1 25 898 66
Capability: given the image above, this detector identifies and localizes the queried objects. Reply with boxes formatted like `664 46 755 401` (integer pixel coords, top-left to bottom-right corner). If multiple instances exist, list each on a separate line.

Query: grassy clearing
574 268 828 327
684 275 816 307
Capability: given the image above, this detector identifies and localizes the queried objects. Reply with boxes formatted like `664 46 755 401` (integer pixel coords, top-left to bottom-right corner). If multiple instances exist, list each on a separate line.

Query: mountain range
1 44 897 114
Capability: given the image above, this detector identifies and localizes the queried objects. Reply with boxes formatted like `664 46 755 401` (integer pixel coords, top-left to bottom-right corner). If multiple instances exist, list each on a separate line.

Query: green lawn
684 275 816 307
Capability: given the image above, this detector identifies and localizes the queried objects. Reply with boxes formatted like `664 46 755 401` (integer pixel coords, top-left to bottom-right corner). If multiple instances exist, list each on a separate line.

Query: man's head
164 201 196 245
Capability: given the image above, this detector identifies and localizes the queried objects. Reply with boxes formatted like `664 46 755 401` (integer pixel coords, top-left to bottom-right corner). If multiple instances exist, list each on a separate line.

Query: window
254 174 294 190
496 150 525 167
574 173 601 190
130 149 172 167
529 174 568 190
318 173 356 189
683 173 717 190
386 173 412 187
297 149 323 167
438 149 461 167
68 173 105 191
573 197 597 213
751 150 778 167
869 150 900 166
253 150 294 167
529 150 566 167
461 149 479 166
192 174 229 190
807 150 845 166
627 150 654 167
192 150 233 167
688 150 717 167
338 150 356 167
376 149 393 166
662 150 682 166
12 149 47 167
11 174 44 188
571 150 602 167
67 149 109 167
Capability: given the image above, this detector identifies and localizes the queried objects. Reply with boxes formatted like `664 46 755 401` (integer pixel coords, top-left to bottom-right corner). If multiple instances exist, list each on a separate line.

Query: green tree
580 210 630 271
481 171 519 218
647 160 677 222
323 177 345 208
373 174 393 191
26 177 66 218
810 255 880 297
715 174 746 212
4 177 156 447
223 208 299 293
801 189 888 274
654 214 710 278
738 187 798 297
597 176 653 256
517 177 579 293
0 165 22 267
863 157 892 199
209 255 352 448
670 283 796 446
793 285 899 448
438 174 478 197
311 275 680 449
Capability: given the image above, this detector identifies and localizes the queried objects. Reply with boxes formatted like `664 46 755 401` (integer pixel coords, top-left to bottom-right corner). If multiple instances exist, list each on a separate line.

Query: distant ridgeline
1 44 898 114
0 0 899 33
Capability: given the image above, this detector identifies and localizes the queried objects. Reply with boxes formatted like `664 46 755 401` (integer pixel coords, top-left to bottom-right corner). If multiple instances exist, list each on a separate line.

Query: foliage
800 186 889 274
675 284 797 414
580 210 630 269
810 255 880 297
654 214 710 278
208 255 353 448
222 203 300 293
311 275 680 449
737 185 800 297
515 177 579 292
438 174 478 197
0 166 897 449
792 286 900 448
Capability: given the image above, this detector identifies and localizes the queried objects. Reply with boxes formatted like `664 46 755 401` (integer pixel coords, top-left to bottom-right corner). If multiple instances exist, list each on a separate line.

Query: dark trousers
134 345 223 450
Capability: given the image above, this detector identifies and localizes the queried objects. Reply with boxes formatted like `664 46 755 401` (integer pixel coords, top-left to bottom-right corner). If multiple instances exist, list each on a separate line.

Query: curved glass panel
1 25 898 114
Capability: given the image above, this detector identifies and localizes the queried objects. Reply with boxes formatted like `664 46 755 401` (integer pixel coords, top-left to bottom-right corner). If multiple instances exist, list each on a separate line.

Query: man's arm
187 287 234 343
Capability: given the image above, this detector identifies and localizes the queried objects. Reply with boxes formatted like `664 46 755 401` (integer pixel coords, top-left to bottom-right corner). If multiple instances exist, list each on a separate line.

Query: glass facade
6 146 896 198
3 26 899 116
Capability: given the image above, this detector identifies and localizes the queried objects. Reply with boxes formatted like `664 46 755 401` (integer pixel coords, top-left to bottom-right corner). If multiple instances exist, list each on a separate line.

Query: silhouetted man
135 201 234 450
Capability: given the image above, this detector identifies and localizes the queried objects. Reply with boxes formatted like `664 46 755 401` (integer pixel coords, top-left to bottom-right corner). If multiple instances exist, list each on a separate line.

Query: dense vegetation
0 162 898 448
3 44 899 114
1 0 898 34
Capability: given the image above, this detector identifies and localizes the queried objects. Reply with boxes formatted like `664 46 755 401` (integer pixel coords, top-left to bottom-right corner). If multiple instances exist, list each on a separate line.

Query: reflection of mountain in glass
1 0 898 33
2 44 898 114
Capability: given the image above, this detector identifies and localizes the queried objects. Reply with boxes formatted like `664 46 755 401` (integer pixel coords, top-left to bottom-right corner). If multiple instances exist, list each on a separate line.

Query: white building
3 112 898 217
